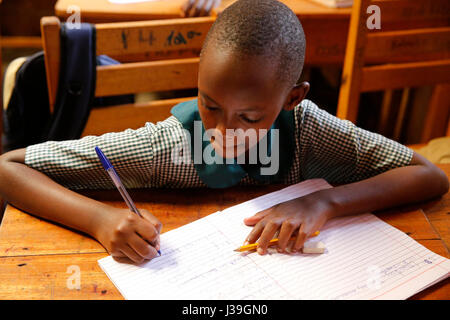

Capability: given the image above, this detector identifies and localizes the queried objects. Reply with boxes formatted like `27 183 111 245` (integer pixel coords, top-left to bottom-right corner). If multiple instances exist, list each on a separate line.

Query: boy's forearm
316 159 449 220
0 149 109 238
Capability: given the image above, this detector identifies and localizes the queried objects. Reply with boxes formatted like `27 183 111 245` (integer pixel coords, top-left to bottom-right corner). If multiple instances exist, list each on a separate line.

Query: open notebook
98 179 449 299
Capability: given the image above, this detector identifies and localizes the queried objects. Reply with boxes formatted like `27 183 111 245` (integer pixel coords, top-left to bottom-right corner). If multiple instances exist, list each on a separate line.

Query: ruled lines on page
98 179 449 299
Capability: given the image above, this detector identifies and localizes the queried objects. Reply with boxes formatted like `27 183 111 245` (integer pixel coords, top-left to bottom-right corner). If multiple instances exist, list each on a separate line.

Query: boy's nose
215 123 228 137
211 124 237 146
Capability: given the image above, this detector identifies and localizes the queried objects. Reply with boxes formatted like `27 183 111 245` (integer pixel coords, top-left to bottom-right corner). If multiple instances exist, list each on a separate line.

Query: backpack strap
46 23 96 141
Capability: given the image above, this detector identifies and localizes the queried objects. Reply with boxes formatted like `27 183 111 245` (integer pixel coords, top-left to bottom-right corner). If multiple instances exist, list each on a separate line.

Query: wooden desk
54 0 351 65
55 0 351 22
0 164 448 299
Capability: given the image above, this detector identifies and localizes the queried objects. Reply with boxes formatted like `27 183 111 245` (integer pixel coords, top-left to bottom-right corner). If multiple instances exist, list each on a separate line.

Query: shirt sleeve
297 100 414 184
25 125 155 190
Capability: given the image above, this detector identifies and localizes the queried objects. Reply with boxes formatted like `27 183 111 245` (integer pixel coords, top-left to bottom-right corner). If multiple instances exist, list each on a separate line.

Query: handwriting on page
101 215 293 299
98 179 450 300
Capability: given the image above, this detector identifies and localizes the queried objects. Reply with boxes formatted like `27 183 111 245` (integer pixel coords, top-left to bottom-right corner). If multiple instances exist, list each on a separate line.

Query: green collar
171 99 295 188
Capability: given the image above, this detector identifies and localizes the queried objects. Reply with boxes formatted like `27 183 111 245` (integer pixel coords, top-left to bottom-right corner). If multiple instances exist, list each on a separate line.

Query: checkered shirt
25 99 414 190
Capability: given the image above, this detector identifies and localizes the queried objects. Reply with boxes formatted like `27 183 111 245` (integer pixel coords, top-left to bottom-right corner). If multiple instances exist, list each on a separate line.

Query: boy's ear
282 81 310 111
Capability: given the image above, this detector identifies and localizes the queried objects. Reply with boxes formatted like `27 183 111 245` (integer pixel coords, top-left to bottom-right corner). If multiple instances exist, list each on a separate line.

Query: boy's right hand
96 207 162 264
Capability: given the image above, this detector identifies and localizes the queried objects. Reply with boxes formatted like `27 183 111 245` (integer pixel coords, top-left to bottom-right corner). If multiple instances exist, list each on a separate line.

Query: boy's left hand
243 194 333 255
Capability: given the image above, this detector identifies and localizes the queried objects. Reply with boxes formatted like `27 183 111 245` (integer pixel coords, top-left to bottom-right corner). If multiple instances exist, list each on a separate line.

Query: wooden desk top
0 164 448 299
54 0 352 65
55 0 351 22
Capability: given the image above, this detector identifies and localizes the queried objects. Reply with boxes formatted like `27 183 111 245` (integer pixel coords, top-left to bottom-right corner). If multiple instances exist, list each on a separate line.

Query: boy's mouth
210 136 247 159
210 136 246 149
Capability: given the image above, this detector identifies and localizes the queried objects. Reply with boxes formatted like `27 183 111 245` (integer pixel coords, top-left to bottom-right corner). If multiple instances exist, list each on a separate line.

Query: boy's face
198 46 307 159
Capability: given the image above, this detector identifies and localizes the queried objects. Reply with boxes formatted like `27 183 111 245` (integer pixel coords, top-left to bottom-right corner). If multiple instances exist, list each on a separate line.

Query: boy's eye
241 115 261 124
205 105 218 111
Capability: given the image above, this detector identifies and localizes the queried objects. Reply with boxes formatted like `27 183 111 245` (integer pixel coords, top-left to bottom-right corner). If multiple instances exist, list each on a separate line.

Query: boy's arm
246 101 449 254
314 151 449 219
0 148 161 263
245 151 448 254
181 0 220 17
293 100 448 218
0 149 108 236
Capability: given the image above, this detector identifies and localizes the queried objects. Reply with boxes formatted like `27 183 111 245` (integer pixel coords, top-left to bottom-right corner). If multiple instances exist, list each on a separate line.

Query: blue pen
95 146 161 256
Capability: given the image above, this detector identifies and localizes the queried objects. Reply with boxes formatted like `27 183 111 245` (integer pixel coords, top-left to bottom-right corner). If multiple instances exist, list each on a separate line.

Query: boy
0 0 448 263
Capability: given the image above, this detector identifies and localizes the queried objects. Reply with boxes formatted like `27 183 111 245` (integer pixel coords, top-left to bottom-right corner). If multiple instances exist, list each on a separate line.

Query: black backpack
2 23 133 153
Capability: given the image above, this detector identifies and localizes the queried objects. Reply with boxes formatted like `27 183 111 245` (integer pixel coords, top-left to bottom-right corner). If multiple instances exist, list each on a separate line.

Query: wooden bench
336 0 450 143
41 16 214 136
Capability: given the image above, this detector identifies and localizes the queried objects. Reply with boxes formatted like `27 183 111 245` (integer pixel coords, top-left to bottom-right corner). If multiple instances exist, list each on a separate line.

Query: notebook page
98 179 449 299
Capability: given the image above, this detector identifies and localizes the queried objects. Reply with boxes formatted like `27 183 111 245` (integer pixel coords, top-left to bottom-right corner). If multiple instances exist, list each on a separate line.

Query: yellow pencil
234 231 320 252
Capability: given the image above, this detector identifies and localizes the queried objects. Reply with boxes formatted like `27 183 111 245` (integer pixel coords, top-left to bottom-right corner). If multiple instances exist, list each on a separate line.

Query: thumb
243 207 273 226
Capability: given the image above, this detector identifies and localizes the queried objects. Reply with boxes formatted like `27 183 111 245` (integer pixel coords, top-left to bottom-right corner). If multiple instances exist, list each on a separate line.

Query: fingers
256 221 279 255
140 209 162 233
201 0 217 16
111 233 158 264
213 0 221 10
197 0 209 16
189 0 206 17
119 245 145 264
136 210 162 245
112 254 131 264
244 219 315 255
110 210 162 264
111 251 125 260
243 207 274 226
138 210 163 254
277 220 296 253
118 241 156 264
241 198 328 255
245 220 265 245
293 223 308 253
129 233 159 261
181 0 194 17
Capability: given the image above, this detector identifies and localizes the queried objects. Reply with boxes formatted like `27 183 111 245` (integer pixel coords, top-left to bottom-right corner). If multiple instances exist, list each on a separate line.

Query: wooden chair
40 16 215 136
336 0 450 143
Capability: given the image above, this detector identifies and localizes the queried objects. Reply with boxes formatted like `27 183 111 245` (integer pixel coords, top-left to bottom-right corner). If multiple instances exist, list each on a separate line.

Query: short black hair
200 0 306 88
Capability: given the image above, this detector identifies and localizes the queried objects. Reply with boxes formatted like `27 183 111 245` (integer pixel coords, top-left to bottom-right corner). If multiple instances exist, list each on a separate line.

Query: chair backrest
336 0 450 138
40 16 215 136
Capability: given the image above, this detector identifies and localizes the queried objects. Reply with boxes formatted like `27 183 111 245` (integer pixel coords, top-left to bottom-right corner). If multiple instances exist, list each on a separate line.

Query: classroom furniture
53 0 448 143
54 0 352 66
0 0 51 151
56 0 195 21
336 0 450 142
1 0 55 37
41 16 213 136
0 0 2 215
0 0 2 155
0 163 448 299
54 0 351 23
0 37 42 49
0 0 50 50
44 1 355 139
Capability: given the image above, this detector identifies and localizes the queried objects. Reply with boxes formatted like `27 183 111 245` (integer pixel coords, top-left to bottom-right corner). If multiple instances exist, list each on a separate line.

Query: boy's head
197 0 309 159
